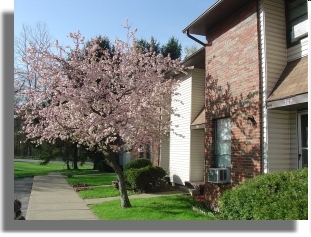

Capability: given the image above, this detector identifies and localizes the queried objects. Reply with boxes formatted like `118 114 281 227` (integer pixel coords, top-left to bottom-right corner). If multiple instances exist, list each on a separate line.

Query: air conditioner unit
292 20 308 39
207 167 231 184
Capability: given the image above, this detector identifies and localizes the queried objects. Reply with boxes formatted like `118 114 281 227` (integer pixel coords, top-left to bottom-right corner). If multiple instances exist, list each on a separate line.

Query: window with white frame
286 0 308 46
215 117 231 168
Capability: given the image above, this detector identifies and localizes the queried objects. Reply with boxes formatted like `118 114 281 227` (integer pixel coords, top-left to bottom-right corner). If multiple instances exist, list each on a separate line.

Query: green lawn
65 173 117 186
78 186 135 199
14 161 93 178
60 169 101 176
91 194 216 220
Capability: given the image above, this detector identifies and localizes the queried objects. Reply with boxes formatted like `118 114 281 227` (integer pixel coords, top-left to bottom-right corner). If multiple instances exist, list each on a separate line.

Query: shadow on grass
91 195 215 220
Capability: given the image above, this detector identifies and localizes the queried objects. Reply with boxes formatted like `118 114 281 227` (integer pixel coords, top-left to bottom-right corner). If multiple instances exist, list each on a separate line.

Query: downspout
258 0 268 174
186 30 207 47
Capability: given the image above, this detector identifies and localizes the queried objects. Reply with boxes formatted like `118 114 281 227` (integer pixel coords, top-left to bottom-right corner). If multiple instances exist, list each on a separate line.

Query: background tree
136 37 161 54
136 36 182 60
14 21 53 106
81 35 113 60
183 44 201 58
14 23 187 208
62 35 114 169
14 22 53 158
161 36 182 60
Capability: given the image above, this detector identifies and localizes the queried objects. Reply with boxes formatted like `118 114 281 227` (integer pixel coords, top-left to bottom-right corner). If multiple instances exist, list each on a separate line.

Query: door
298 112 308 168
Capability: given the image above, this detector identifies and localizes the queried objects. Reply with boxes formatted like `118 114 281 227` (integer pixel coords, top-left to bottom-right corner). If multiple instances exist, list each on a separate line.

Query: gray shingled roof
191 107 205 126
267 56 308 102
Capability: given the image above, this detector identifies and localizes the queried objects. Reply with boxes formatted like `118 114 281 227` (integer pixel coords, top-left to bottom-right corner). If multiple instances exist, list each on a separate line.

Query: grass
91 194 216 220
14 160 216 220
14 161 93 178
60 169 101 176
65 173 117 186
78 186 135 199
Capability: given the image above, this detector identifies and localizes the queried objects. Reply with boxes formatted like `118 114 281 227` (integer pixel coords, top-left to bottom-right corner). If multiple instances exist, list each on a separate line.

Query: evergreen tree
136 37 161 54
161 36 182 60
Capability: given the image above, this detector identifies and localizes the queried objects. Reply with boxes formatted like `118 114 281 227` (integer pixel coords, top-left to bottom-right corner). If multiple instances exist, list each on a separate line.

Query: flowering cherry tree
14 23 188 208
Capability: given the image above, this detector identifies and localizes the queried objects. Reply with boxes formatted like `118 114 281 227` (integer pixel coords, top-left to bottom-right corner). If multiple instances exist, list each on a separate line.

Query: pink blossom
15 24 188 154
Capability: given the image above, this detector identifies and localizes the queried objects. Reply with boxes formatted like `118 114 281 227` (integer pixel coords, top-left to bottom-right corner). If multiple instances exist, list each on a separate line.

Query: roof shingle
267 56 308 102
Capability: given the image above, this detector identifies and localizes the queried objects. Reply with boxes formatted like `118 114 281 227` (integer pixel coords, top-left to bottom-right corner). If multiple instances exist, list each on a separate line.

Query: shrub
66 171 73 177
92 152 105 170
218 168 308 220
97 160 114 173
123 158 152 171
124 166 167 192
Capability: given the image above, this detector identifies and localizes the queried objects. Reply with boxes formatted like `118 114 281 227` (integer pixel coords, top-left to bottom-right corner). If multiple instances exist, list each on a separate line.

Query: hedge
218 168 308 220
123 158 152 171
124 165 167 192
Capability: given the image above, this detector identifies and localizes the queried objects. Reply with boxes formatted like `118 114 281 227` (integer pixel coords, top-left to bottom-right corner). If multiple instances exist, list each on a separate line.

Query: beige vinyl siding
159 134 170 173
169 69 205 184
263 0 287 97
260 0 289 173
267 110 291 172
287 38 309 62
190 129 205 181
169 74 192 185
189 69 205 182
289 111 298 169
191 69 205 122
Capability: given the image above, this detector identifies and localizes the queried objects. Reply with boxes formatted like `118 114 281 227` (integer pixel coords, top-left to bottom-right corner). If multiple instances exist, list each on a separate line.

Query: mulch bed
72 183 93 192
192 194 207 207
72 183 88 188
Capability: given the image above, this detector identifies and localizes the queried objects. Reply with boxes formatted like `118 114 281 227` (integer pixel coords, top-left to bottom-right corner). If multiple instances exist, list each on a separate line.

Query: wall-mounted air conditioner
207 167 231 184
292 20 308 39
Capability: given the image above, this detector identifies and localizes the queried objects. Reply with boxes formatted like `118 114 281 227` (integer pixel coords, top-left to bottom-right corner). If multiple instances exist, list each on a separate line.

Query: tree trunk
27 140 32 158
106 153 131 208
66 158 70 170
72 143 78 170
62 145 71 170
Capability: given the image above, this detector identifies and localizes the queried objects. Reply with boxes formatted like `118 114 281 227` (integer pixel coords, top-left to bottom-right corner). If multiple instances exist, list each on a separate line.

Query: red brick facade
203 0 262 209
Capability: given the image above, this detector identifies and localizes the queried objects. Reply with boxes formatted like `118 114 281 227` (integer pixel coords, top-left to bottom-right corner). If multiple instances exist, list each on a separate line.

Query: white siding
287 38 309 62
263 0 287 97
159 134 170 173
169 74 192 185
190 129 205 181
189 69 205 182
267 110 291 173
191 69 205 122
259 0 303 174
169 69 205 185
289 111 298 170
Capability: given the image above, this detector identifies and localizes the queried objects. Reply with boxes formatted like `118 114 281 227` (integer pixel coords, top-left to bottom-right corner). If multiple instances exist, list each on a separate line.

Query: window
286 0 308 46
215 117 231 168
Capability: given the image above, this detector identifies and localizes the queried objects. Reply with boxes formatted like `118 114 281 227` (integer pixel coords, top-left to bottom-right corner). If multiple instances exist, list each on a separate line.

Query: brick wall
203 0 262 210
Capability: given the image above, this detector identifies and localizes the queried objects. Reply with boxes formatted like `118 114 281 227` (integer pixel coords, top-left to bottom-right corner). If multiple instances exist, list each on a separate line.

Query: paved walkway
25 172 186 220
26 172 99 220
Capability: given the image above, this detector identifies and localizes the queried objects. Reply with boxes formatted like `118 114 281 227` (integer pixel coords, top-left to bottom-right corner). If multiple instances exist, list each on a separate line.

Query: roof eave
182 0 224 35
182 0 253 36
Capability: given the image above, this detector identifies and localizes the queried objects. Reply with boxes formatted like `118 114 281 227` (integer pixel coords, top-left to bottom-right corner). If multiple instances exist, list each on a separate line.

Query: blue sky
14 0 215 57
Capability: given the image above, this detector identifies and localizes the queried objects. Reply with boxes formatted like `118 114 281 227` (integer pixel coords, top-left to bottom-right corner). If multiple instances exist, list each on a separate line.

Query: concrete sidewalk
25 172 188 220
26 172 99 220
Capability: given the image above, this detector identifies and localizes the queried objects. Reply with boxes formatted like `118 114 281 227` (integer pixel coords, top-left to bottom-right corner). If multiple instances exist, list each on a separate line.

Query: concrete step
172 182 204 196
